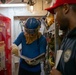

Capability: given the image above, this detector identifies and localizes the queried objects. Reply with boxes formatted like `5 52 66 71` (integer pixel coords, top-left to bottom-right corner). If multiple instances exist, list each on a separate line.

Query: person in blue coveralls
12 17 47 75
45 0 76 75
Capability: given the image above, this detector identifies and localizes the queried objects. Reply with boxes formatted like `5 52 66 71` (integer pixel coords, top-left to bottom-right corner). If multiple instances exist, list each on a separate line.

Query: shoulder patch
64 49 72 62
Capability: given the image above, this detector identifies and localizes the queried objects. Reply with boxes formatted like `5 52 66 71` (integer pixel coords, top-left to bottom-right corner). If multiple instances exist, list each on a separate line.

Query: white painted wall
0 6 47 42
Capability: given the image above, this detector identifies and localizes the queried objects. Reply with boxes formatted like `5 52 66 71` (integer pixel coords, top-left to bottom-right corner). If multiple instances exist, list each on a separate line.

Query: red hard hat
45 0 76 14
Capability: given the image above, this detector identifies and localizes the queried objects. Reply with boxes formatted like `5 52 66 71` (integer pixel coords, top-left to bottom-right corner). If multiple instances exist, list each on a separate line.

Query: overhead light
27 0 36 13
29 5 34 12
0 4 27 7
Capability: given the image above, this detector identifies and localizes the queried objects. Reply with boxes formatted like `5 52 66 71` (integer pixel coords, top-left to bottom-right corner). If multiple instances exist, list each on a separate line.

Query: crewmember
45 0 76 75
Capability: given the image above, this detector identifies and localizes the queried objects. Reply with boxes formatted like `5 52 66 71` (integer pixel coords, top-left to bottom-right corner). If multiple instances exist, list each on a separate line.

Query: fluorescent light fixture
0 4 27 7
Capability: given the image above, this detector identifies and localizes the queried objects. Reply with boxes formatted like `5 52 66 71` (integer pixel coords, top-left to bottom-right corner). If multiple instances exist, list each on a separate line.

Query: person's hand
50 67 62 75
11 44 19 56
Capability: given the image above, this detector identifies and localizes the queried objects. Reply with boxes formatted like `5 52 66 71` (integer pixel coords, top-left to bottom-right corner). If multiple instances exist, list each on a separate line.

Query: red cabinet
0 14 12 75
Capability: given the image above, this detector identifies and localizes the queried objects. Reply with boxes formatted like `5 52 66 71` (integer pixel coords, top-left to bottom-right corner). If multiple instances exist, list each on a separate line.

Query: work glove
11 44 19 57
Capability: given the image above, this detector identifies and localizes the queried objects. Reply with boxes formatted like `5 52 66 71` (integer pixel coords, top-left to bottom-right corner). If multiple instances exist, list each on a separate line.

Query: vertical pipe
54 22 59 59
42 0 43 10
